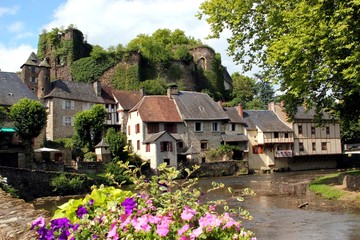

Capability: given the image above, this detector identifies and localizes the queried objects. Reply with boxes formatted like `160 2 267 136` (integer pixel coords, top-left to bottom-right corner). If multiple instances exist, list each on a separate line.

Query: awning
34 147 61 152
0 127 16 133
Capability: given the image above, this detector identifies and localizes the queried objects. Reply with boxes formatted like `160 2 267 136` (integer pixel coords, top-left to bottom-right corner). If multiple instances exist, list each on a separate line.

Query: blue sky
0 0 256 76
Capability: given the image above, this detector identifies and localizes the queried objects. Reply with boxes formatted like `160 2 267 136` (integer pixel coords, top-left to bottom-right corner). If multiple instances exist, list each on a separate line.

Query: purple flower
121 198 137 214
51 218 71 231
76 205 88 218
58 229 70 240
89 199 94 205
31 216 45 230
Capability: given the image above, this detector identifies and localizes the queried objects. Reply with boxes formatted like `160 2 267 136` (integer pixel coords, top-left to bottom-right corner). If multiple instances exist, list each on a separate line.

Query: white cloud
0 6 19 17
0 44 36 72
8 21 24 32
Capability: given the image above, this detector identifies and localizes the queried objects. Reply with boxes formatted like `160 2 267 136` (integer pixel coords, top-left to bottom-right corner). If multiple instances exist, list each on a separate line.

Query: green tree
105 128 128 160
139 78 168 95
198 0 360 142
73 104 106 151
229 73 256 107
9 99 47 167
0 106 6 126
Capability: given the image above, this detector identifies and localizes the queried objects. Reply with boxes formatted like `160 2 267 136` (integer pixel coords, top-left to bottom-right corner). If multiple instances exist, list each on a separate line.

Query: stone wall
0 189 51 240
339 174 360 191
191 160 248 178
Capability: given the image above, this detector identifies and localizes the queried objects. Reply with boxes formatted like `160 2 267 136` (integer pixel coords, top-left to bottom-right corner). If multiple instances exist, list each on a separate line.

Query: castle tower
20 52 51 100
37 57 51 99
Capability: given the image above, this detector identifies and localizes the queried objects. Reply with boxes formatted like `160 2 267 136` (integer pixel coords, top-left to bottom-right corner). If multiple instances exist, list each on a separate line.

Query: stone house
269 102 342 170
127 94 183 169
127 86 247 170
0 71 43 167
243 110 294 171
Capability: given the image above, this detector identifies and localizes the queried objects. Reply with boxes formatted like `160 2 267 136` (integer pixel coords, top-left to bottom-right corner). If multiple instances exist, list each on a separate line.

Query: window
274 132 279 138
321 142 327 150
128 126 131 135
201 141 208 150
312 142 316 151
146 143 150 152
137 140 140 150
195 122 203 132
147 123 159 133
212 122 219 132
135 124 140 134
164 123 177 133
164 159 170 165
62 116 72 126
31 66 36 73
311 127 315 135
285 133 289 138
299 142 304 152
160 141 173 152
252 145 263 154
231 123 236 131
177 141 184 149
62 100 74 110
298 125 303 135
107 113 112 120
30 77 37 83
326 127 330 135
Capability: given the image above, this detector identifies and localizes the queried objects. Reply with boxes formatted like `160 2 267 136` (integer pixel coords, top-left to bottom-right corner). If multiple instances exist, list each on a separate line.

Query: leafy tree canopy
73 104 107 151
199 0 360 141
9 98 47 141
105 128 128 160
0 106 6 126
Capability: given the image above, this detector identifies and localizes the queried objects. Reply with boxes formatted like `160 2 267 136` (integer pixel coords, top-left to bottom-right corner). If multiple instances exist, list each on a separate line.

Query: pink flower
181 206 196 221
156 216 172 237
190 226 203 239
107 222 118 240
177 223 190 235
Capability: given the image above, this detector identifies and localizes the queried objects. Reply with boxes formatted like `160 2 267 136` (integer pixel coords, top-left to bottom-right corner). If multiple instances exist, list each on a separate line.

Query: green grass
309 172 345 200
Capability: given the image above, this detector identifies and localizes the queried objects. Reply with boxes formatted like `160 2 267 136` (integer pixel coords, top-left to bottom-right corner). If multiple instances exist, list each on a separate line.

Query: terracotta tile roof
243 110 293 132
172 91 229 120
0 71 38 106
111 88 142 110
132 96 182 122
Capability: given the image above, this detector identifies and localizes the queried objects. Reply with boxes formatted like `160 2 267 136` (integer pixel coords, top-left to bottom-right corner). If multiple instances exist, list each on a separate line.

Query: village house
243 110 294 171
269 102 342 170
0 71 42 167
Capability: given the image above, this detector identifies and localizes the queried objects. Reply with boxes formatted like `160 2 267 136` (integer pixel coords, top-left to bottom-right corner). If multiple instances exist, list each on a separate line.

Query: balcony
275 150 293 158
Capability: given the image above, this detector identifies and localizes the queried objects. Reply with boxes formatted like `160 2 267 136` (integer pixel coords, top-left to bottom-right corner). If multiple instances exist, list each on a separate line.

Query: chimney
93 81 101 97
167 84 179 98
236 104 243 118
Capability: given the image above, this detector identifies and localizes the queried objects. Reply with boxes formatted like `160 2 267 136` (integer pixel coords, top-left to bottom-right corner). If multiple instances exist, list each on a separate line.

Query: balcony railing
275 150 293 158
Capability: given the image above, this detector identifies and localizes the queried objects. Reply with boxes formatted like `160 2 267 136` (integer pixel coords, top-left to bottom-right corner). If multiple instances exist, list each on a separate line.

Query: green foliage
110 64 140 90
71 57 115 83
50 174 86 196
53 138 74 148
73 104 106 151
0 106 6 126
104 162 130 185
230 73 256 107
0 175 18 198
207 144 240 162
198 0 360 142
9 98 47 141
105 128 128 159
139 78 167 95
84 152 97 162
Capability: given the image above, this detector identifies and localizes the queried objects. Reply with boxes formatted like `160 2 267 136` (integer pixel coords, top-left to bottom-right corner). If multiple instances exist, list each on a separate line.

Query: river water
32 170 360 240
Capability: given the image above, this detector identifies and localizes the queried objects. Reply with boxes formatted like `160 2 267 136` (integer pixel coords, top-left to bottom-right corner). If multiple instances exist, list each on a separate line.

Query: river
32 170 360 240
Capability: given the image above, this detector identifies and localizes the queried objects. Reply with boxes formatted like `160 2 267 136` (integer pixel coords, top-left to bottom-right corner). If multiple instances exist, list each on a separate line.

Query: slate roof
221 134 248 142
172 91 229 120
111 88 142 110
223 107 245 123
21 52 40 67
131 96 182 122
44 80 106 103
143 131 176 143
243 110 293 132
0 71 38 106
295 106 332 120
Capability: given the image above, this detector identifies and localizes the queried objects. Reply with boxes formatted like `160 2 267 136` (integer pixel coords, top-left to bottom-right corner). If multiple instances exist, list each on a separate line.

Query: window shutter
62 116 66 126
62 100 65 109
71 117 75 126
169 142 173 151
71 101 75 110
160 142 164 152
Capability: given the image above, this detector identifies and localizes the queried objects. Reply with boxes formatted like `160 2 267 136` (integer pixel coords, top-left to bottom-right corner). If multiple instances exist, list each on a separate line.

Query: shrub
50 174 86 196
0 175 18 198
83 152 97 162
31 163 256 239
